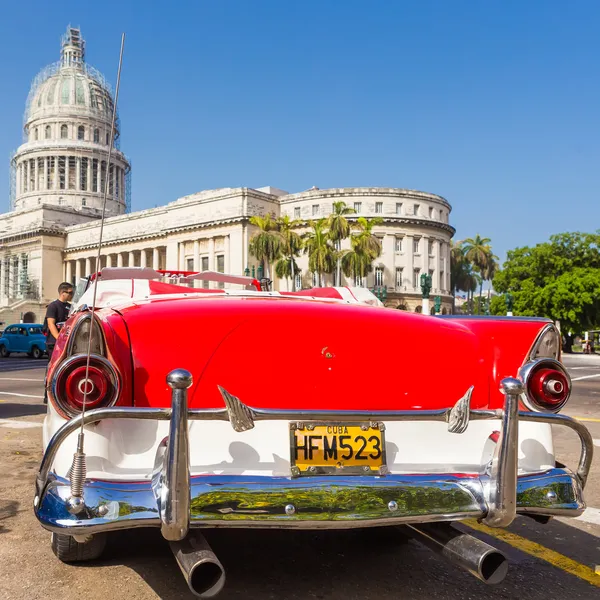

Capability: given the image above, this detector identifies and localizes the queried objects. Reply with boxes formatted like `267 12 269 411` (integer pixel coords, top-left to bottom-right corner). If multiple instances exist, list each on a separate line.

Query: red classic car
35 267 592 597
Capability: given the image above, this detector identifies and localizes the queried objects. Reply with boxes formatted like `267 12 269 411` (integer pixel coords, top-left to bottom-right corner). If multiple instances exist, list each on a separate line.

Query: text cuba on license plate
289 422 386 476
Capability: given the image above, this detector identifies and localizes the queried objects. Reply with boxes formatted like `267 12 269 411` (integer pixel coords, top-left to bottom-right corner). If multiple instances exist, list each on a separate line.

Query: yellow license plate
289 422 386 476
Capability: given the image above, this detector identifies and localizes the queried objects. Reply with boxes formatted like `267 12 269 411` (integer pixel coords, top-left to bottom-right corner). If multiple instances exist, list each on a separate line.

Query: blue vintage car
0 324 47 358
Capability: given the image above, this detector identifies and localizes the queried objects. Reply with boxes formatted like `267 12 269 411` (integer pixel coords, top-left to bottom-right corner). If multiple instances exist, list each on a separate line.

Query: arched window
61 78 71 104
34 128 39 141
106 133 109 145
60 124 68 139
77 125 85 140
415 305 423 313
93 128 99 143
45 125 51 139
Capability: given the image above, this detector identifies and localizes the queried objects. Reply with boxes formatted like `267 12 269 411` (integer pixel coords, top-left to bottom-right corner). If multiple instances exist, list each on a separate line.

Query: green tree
327 201 355 286
248 214 281 279
274 215 303 290
493 231 600 349
303 219 336 287
462 234 497 314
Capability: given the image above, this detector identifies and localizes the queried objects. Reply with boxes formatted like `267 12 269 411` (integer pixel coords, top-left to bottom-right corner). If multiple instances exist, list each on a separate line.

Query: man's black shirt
43 300 71 345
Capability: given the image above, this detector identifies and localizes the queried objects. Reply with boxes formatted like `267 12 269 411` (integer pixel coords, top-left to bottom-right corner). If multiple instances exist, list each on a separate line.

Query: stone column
106 254 113 268
405 234 415 290
0 259 6 299
193 240 200 271
128 251 135 268
8 257 14 298
208 238 215 271
224 235 230 274
66 260 72 284
75 259 82 282
433 240 440 291
34 159 39 192
53 156 59 190
140 249 147 268
88 159 93 194
422 235 429 275
153 248 160 270
65 156 70 190
117 253 124 268
76 157 81 191
85 257 91 277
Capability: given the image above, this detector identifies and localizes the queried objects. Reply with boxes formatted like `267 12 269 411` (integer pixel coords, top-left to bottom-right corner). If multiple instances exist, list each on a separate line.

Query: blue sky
1 1 598 262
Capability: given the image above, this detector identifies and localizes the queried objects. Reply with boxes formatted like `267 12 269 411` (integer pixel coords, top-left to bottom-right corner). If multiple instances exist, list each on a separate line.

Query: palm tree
303 219 336 287
327 201 355 286
341 217 383 287
450 241 471 314
462 234 493 314
275 215 303 290
341 237 374 286
248 214 281 279
353 216 383 258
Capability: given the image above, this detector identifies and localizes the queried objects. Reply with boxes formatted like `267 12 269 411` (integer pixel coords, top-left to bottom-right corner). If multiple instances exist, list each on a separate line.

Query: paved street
0 355 599 599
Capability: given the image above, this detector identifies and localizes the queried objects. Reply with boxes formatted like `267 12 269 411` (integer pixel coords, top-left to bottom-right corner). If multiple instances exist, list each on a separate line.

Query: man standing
43 282 74 358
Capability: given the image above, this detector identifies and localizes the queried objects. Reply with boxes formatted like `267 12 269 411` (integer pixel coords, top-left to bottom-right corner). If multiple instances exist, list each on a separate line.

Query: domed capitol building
0 27 455 324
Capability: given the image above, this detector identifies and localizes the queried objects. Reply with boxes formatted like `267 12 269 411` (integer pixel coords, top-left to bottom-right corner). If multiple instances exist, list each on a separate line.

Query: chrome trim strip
528 322 560 361
66 312 106 357
50 353 121 418
518 358 572 413
35 468 585 535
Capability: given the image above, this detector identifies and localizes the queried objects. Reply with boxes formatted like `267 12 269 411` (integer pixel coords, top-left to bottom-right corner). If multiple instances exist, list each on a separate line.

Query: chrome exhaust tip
407 523 508 585
170 533 226 598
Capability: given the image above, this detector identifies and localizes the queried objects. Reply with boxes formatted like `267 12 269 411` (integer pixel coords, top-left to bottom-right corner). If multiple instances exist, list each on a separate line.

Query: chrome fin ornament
447 386 474 434
218 386 256 432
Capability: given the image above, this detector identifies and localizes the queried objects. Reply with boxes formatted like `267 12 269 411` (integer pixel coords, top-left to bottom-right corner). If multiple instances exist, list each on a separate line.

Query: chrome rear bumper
34 372 593 538
37 467 584 535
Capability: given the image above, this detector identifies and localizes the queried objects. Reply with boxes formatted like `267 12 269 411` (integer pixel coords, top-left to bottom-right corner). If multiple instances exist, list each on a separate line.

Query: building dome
10 27 130 216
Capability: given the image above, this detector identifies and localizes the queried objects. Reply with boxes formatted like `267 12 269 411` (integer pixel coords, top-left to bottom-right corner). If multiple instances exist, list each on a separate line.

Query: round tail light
50 354 120 418
519 358 571 413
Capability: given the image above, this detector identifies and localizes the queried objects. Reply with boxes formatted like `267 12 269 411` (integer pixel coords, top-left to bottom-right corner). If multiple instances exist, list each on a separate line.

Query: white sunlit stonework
0 27 455 326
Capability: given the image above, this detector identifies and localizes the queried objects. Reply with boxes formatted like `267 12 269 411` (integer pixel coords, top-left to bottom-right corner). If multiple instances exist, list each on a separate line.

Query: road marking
0 418 42 429
464 519 600 587
574 507 600 526
0 378 45 382
572 417 600 423
0 391 44 399
572 374 600 381
571 367 600 370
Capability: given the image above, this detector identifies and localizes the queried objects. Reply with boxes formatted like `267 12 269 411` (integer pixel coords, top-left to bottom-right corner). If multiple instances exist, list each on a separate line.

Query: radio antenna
68 33 126 510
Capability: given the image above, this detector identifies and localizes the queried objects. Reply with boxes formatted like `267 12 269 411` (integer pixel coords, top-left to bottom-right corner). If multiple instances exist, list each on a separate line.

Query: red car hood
115 296 490 411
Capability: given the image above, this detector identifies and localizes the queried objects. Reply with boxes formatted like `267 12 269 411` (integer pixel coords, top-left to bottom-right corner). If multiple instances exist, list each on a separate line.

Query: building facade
0 27 455 326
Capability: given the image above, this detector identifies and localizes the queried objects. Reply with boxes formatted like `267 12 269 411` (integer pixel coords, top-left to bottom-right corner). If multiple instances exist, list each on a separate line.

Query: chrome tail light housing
51 354 120 418
49 312 120 418
519 358 571 413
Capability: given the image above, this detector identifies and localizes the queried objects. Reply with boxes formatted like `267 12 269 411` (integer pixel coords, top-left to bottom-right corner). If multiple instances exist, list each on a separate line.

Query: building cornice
278 187 452 209
63 216 253 253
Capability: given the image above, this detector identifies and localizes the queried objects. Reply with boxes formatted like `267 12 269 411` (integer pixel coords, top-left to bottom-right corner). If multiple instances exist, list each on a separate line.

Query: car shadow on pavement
0 403 46 418
0 500 19 536
82 519 600 599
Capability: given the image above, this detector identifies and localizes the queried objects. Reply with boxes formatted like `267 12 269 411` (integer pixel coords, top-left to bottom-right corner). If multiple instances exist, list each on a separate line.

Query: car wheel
31 346 43 359
51 532 107 563
0 346 10 358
